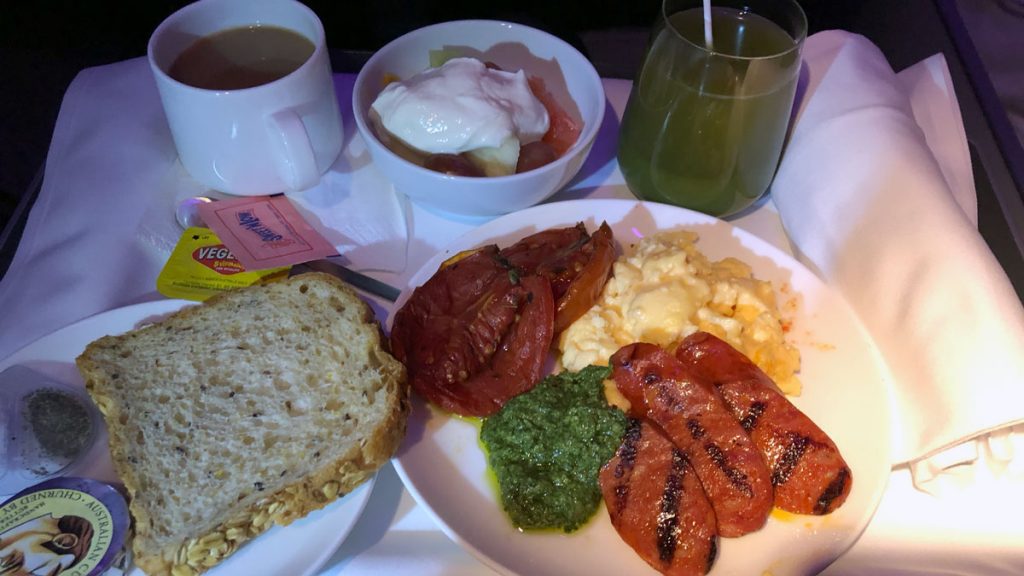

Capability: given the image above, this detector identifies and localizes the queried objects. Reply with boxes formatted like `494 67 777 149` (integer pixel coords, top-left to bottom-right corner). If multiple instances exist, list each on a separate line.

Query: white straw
703 0 714 50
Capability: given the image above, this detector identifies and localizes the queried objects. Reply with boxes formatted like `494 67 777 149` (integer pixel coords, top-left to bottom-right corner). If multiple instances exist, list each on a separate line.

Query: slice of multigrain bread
76 272 409 576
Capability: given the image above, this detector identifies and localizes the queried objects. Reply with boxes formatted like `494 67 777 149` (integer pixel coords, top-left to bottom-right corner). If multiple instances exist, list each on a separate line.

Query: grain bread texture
76 272 409 576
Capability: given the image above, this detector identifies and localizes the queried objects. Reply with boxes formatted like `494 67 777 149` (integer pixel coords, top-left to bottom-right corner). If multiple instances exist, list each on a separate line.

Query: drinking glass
617 0 806 217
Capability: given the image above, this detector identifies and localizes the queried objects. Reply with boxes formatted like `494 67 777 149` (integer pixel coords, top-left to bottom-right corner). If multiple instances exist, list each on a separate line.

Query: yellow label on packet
157 227 288 301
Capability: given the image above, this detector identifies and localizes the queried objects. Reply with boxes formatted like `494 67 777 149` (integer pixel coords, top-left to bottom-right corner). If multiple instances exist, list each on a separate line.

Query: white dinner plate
391 198 893 576
0 299 375 576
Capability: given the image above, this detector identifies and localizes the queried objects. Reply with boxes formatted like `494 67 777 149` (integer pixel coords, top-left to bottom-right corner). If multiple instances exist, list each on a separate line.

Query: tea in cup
148 0 343 195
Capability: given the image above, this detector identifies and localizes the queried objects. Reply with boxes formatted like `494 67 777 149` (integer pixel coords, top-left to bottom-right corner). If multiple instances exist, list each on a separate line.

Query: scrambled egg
559 230 801 395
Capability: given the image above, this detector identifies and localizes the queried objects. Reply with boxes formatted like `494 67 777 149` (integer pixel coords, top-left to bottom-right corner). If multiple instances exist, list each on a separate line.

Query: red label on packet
193 244 245 275
197 195 338 270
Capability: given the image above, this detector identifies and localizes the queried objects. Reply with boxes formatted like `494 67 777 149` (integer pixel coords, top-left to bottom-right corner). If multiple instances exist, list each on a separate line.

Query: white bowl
352 20 606 218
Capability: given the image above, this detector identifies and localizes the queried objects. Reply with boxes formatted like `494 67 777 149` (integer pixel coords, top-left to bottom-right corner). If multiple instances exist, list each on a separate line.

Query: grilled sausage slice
676 332 852 515
600 419 718 576
610 343 773 537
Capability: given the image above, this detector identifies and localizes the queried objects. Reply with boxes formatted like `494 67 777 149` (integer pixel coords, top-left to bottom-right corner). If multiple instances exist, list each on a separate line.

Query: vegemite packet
157 227 288 301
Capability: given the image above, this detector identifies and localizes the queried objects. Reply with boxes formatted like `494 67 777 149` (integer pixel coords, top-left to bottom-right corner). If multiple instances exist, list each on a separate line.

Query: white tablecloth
1 55 1022 575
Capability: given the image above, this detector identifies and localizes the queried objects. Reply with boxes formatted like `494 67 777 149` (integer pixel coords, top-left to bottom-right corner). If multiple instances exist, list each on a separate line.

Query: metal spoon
175 195 213 229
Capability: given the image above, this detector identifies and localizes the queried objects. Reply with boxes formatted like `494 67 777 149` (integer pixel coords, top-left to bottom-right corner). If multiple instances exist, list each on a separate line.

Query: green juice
618 5 802 216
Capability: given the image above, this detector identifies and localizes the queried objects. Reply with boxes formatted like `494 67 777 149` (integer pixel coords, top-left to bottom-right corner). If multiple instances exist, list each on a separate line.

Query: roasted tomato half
390 246 555 417
499 222 616 333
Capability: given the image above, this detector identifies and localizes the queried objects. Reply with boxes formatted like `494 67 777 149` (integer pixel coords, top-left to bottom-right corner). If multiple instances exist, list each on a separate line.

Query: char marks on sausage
600 419 718 575
610 343 773 537
676 332 852 515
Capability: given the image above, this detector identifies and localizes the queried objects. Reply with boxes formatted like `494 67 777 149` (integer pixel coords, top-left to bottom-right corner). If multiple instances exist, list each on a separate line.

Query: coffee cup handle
268 110 319 191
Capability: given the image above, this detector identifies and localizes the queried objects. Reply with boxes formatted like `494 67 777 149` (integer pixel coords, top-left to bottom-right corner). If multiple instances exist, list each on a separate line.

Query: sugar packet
197 195 338 271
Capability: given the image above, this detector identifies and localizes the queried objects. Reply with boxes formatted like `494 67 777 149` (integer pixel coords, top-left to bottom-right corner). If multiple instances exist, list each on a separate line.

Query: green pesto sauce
480 365 627 533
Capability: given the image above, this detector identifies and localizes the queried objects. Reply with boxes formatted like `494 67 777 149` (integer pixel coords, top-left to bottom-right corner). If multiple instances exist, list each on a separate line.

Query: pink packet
197 195 338 271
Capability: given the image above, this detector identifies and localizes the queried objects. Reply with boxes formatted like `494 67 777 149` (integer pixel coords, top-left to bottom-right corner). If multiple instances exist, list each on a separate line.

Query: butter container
0 365 103 496
0 476 131 575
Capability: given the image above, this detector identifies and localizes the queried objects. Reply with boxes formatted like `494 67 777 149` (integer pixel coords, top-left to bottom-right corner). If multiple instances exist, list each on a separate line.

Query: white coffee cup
148 0 342 195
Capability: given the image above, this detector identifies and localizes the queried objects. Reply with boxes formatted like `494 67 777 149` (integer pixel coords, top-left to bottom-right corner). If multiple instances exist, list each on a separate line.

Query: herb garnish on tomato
391 222 615 417
390 246 554 417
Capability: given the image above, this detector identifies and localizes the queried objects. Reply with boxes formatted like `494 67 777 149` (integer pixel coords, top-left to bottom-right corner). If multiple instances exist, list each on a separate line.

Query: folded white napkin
140 74 410 274
772 31 1024 472
287 111 411 275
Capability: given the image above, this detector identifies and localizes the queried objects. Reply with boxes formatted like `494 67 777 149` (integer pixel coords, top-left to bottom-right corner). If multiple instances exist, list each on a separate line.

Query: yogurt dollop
370 57 550 155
